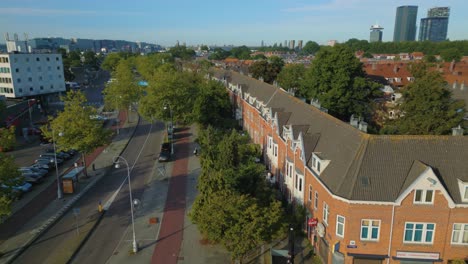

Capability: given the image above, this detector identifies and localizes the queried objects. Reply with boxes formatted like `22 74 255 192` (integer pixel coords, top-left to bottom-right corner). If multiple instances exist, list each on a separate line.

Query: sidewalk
0 110 138 264
106 125 230 264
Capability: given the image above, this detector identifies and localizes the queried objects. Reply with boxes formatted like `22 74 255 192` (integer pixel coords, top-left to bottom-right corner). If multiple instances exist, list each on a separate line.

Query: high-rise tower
370 24 384 42
393 5 418 42
419 7 450 42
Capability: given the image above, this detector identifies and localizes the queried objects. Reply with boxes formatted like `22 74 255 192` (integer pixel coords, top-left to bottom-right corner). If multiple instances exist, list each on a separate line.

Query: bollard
98 201 103 213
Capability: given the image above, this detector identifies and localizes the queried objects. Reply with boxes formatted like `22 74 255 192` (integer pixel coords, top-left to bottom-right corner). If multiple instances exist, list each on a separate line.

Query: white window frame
451 223 468 245
360 219 380 241
323 202 329 225
414 189 434 204
463 186 468 201
336 215 345 237
403 222 436 244
308 185 312 202
314 191 318 210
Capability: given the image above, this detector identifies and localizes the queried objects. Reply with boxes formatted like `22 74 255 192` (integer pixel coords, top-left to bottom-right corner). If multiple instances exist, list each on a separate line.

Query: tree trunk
82 153 88 177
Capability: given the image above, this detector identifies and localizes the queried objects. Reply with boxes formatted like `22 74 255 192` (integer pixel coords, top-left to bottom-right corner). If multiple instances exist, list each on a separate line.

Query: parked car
21 173 43 184
31 162 51 171
19 167 48 178
2 181 33 193
158 143 171 162
35 157 63 166
37 154 64 164
44 148 77 157
40 151 71 160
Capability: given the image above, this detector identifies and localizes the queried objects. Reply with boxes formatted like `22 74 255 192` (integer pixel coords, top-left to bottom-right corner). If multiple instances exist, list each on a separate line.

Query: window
464 186 468 200
312 157 316 168
28 77 32 82
39 76 43 81
40 85 44 90
16 68 19 73
29 87 33 91
46 57 50 61
451 223 468 245
56 57 59 61
17 78 21 83
274 145 278 157
414 190 434 204
295 174 298 189
317 161 321 172
404 222 435 244
288 164 292 178
314 192 318 209
308 185 312 201
36 57 40 61
336 215 345 237
361 219 380 240
50 84 54 89
298 177 302 192
323 203 329 225
19 88 23 93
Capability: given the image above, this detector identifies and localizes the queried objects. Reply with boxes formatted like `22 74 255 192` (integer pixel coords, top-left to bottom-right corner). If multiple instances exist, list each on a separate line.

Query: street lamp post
52 128 63 199
164 105 174 155
113 156 138 253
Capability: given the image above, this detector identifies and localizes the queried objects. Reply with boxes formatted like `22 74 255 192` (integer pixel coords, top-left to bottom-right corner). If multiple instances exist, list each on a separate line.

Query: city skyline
1 0 467 46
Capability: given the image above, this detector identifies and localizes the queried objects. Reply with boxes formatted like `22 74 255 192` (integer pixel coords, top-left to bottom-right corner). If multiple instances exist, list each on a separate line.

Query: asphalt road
69 118 164 263
13 116 164 264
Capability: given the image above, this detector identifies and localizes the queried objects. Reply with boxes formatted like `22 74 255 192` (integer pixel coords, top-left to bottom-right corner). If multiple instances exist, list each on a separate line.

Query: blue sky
1 0 467 46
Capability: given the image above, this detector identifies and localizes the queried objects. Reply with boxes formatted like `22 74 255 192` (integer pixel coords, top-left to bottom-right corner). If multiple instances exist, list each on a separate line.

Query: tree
301 45 381 120
248 56 284 84
0 126 16 152
134 53 173 81
168 46 195 60
103 59 141 122
41 91 111 176
301 41 320 55
0 153 22 217
101 53 123 72
387 66 465 135
83 50 99 70
277 63 305 92
208 48 230 60
200 45 209 51
230 46 251 60
193 80 233 128
440 48 462 62
138 64 201 123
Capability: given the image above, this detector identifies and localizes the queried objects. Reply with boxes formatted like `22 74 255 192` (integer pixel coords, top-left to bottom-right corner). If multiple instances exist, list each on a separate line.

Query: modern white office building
0 53 66 98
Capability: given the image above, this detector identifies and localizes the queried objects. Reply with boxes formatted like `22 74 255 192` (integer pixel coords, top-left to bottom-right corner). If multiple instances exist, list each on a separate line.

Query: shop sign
308 218 318 227
396 251 439 260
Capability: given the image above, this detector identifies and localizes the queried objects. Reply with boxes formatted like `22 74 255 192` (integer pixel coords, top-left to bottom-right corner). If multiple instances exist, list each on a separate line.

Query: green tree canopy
301 45 381 120
168 46 196 60
103 59 141 119
276 63 305 91
101 53 123 72
41 91 111 175
249 56 284 84
134 53 173 80
440 48 462 62
385 65 465 135
0 126 16 152
0 153 22 217
193 80 233 129
301 41 320 55
83 50 99 70
230 46 252 60
208 48 230 60
138 64 201 123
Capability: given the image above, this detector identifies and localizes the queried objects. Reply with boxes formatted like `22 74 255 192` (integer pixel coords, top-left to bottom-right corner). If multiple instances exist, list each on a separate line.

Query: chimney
359 121 368 133
452 125 464 136
450 60 455 72
393 65 399 73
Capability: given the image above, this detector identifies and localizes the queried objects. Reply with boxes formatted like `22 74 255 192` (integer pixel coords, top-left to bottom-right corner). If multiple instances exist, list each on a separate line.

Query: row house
210 69 468 264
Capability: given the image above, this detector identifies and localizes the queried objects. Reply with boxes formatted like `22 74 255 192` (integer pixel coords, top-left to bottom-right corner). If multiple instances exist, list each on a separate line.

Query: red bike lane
0 110 127 244
151 132 189 264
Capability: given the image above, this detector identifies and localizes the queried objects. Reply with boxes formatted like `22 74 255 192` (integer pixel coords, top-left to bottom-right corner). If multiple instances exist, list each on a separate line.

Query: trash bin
62 166 84 194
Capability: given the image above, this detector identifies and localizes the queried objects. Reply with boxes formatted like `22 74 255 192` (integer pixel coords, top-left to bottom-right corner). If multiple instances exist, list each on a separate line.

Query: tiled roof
213 68 468 203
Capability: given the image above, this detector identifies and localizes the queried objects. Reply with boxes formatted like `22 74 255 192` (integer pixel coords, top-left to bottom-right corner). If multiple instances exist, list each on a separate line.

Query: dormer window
464 186 468 201
317 161 321 172
414 189 434 204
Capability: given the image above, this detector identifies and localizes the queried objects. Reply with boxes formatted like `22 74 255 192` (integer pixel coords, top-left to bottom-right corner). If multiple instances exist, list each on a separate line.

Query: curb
4 112 140 264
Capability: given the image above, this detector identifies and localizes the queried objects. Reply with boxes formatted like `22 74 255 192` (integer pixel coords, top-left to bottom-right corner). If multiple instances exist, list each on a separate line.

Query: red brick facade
215 72 468 264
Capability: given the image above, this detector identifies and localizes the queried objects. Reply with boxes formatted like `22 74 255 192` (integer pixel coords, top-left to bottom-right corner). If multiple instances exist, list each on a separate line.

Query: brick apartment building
210 69 468 264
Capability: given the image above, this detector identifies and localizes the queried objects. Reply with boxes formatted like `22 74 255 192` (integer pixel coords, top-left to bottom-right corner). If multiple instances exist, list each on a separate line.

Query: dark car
19 167 48 178
21 173 43 184
41 150 71 160
158 143 171 162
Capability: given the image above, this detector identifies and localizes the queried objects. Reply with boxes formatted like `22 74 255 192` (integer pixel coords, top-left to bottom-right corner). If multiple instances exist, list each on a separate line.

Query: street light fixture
52 128 63 199
164 105 174 155
113 156 138 253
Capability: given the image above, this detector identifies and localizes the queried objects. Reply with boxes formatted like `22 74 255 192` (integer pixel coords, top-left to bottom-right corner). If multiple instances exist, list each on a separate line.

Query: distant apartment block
297 40 303 50
370 24 384 42
393 6 418 42
289 40 296 50
0 53 66 98
327 40 338 47
419 7 450 42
